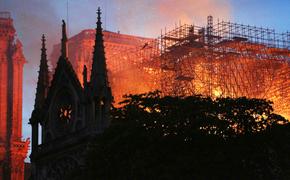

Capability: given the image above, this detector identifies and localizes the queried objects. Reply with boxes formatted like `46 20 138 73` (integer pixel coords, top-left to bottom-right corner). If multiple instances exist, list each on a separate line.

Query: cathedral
29 8 112 179
0 12 29 180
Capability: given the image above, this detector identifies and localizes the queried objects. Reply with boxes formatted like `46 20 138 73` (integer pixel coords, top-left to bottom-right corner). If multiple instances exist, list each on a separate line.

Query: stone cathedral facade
29 8 112 179
0 12 29 180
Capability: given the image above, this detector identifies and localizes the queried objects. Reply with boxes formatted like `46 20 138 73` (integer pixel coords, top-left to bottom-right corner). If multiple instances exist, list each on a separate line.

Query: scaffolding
109 16 290 119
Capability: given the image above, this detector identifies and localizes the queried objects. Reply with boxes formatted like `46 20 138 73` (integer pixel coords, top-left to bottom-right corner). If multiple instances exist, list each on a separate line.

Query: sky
0 0 289 161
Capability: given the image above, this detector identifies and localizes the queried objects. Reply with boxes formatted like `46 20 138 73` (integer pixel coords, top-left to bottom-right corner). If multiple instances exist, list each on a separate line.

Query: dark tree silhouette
86 91 289 180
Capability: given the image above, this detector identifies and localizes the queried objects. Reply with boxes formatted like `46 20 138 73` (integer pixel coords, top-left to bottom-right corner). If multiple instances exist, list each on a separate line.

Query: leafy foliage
86 91 290 179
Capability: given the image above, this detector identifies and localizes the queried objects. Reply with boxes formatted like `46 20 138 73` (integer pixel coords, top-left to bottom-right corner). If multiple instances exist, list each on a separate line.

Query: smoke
113 0 232 37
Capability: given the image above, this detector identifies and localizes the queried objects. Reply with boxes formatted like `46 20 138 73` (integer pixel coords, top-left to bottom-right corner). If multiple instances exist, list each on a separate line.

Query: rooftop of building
0 11 15 36
69 29 154 47
0 12 11 19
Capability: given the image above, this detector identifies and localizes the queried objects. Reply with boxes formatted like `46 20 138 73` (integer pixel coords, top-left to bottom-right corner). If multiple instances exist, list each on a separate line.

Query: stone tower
0 12 29 180
29 8 112 179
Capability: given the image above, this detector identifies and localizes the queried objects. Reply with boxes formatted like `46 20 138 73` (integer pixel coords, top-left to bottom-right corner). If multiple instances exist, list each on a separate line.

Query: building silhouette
29 8 112 179
0 12 29 180
50 29 154 104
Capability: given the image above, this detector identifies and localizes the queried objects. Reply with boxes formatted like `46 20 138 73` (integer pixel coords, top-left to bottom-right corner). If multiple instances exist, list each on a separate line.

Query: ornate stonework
50 27 154 104
30 8 112 179
0 12 29 180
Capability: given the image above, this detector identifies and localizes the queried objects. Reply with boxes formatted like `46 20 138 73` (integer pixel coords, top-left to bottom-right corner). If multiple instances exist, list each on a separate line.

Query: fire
50 21 289 120
213 88 222 98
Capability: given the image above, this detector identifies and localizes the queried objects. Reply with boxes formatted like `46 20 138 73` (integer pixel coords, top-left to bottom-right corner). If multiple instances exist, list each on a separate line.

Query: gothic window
59 105 72 124
52 90 75 135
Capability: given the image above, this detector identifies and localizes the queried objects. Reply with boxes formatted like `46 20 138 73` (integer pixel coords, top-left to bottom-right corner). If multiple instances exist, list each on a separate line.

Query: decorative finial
62 20 66 30
97 7 101 19
41 34 46 50
96 7 102 33
41 34 47 58
61 20 68 59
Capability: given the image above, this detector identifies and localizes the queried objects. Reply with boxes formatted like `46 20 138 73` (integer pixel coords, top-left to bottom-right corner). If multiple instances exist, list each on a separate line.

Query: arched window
52 89 75 135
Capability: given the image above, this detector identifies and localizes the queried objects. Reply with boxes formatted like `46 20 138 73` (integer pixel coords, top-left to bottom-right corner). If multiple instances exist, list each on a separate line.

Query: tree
86 92 289 179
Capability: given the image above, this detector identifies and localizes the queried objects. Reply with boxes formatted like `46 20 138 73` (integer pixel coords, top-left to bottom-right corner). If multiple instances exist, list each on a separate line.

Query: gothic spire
34 34 50 109
61 20 68 59
90 7 109 96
